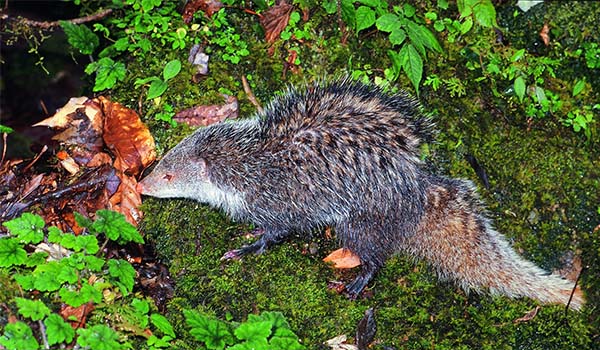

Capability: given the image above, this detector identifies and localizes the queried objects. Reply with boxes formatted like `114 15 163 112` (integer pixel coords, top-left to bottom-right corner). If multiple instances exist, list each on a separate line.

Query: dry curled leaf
323 248 361 269
260 0 294 45
514 306 540 323
182 0 223 23
540 23 550 46
99 96 156 176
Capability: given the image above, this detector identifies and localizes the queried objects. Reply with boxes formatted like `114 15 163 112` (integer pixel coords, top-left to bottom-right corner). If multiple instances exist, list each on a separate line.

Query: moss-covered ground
130 1 599 348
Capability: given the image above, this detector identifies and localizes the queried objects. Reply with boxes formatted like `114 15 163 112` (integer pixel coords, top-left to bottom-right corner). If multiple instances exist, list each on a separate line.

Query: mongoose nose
135 181 145 194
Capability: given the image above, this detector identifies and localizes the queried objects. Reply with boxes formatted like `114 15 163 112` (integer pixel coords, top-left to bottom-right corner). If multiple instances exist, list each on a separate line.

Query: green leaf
60 282 102 307
14 274 35 290
151 313 176 338
254 311 290 331
15 298 51 321
0 238 27 267
389 28 406 46
0 321 40 350
60 21 99 55
355 6 376 33
32 261 74 291
108 259 136 295
514 76 526 101
510 48 526 62
92 210 143 244
405 21 426 56
0 124 14 133
3 212 45 244
163 59 181 81
85 255 105 271
85 57 126 91
74 212 93 229
147 80 168 100
403 3 416 17
234 321 272 341
184 309 234 349
473 0 497 27
77 325 122 350
321 0 337 14
401 44 424 94
45 314 75 345
460 17 473 34
132 298 150 315
376 13 400 32
270 328 305 349
572 79 585 96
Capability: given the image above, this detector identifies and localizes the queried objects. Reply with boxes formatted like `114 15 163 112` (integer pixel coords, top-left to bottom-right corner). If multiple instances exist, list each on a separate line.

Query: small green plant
60 20 99 55
154 104 177 126
280 10 312 42
84 57 128 91
184 309 305 350
562 104 599 139
134 59 182 100
201 8 250 64
582 42 600 69
0 211 176 350
333 0 442 93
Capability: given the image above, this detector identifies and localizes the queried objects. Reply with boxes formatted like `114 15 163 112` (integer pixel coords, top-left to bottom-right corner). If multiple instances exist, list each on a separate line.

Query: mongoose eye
163 174 173 181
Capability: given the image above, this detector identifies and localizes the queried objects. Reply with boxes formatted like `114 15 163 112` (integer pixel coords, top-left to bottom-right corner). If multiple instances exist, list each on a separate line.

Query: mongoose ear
197 157 209 179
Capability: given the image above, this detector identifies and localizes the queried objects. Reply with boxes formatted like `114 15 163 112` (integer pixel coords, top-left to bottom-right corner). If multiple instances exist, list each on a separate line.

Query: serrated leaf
0 238 27 267
0 321 40 350
15 298 51 321
92 210 143 244
32 261 71 291
355 6 376 33
3 213 45 244
59 282 102 307
108 259 136 295
376 13 400 32
60 21 99 55
151 313 176 338
85 57 126 91
234 321 272 341
184 309 234 348
400 44 423 94
45 314 75 345
389 28 406 46
163 59 181 81
76 325 120 350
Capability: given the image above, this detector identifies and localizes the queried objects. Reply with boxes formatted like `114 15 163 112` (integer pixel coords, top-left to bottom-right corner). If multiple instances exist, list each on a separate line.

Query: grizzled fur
138 79 584 309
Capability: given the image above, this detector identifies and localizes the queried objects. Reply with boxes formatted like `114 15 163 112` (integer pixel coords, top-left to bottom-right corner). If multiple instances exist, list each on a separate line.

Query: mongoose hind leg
345 260 380 298
221 228 291 260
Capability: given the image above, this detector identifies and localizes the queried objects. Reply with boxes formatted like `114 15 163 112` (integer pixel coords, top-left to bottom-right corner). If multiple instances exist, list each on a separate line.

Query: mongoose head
136 127 247 215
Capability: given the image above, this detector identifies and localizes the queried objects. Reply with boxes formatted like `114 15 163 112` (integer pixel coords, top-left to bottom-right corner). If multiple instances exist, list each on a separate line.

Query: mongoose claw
220 249 245 261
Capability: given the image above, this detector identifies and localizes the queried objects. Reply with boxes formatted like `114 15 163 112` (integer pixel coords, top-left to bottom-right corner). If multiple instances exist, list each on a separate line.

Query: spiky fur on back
138 78 583 309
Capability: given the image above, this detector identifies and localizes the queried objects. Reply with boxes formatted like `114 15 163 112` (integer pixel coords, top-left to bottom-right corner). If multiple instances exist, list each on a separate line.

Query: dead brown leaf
260 0 294 45
109 172 143 226
99 96 156 176
3 96 155 227
174 94 238 126
182 0 223 23
513 306 540 323
540 23 550 46
60 302 95 329
323 248 361 269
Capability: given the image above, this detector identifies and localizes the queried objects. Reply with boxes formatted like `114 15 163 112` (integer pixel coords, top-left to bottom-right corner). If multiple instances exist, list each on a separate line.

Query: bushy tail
402 176 584 310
